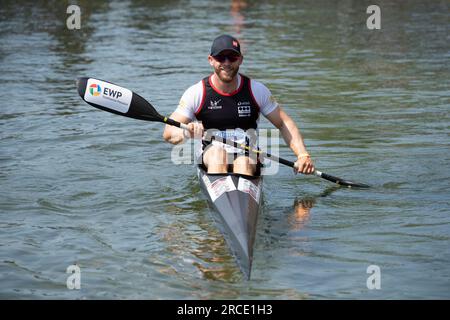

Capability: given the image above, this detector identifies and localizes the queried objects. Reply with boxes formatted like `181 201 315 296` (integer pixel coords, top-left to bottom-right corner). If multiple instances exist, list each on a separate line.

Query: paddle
76 77 370 188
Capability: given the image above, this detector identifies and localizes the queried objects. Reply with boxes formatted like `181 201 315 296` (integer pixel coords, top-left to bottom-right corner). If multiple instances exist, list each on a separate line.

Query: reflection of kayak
197 166 263 279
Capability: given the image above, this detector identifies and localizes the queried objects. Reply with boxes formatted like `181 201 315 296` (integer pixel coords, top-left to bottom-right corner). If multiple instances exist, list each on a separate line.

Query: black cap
210 34 241 56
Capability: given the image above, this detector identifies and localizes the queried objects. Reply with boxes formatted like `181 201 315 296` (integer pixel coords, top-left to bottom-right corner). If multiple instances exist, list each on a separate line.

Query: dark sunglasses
213 54 240 63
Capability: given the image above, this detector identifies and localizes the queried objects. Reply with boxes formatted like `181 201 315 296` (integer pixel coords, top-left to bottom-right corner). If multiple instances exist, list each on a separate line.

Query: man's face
208 50 243 83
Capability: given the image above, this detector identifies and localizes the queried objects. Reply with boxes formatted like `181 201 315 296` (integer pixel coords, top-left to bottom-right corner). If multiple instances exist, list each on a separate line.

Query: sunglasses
213 54 241 63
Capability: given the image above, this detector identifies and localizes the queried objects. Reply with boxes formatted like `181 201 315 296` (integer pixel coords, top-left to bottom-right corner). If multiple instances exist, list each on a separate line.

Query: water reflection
230 0 247 51
288 186 340 231
289 198 314 230
152 183 343 283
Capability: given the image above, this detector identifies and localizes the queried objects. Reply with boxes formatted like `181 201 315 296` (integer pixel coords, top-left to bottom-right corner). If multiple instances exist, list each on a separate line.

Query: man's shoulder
248 77 271 95
246 76 278 114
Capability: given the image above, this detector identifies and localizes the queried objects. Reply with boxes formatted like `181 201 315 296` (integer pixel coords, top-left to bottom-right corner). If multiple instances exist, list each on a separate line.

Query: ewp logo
89 83 101 96
103 87 123 99
89 83 123 100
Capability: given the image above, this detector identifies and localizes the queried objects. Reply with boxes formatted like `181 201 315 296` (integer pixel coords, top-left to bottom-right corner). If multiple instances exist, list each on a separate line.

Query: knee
204 146 227 166
233 156 256 167
233 156 257 175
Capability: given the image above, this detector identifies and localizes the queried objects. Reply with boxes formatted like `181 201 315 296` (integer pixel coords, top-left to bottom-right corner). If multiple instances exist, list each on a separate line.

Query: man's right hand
186 122 204 139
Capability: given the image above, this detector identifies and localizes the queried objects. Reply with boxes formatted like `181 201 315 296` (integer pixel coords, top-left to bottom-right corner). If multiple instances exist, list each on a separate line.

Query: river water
0 0 449 299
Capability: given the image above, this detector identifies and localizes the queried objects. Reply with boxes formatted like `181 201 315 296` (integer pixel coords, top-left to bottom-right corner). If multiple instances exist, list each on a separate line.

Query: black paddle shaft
203 135 370 188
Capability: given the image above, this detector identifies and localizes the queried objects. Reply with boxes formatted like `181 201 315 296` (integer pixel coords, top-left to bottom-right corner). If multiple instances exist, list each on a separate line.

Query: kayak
197 166 263 279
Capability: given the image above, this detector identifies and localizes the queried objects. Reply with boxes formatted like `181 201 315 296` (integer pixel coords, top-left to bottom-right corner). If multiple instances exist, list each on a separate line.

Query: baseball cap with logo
210 34 241 56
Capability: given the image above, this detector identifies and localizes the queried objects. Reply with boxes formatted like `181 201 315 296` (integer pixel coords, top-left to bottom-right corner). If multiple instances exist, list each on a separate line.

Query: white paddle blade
80 78 132 114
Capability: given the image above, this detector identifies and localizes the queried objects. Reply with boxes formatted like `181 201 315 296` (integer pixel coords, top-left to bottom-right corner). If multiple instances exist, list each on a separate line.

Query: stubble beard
215 65 239 83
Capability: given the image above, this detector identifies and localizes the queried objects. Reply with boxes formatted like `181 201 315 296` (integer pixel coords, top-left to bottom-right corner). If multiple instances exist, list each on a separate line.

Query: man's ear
208 55 214 66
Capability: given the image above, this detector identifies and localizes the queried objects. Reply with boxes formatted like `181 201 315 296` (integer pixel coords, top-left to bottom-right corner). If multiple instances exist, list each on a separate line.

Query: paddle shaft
166 117 350 186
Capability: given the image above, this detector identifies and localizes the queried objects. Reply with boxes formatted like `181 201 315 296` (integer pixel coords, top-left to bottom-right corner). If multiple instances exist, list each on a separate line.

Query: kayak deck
198 167 262 279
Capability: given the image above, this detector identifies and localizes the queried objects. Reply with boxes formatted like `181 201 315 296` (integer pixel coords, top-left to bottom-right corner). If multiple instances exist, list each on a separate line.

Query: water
1 0 449 299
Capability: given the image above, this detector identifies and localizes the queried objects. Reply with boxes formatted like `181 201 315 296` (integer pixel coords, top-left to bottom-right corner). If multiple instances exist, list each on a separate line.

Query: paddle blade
76 77 164 123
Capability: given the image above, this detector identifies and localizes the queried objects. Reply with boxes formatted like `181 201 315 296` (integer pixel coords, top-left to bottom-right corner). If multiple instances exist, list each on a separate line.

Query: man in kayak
163 34 314 176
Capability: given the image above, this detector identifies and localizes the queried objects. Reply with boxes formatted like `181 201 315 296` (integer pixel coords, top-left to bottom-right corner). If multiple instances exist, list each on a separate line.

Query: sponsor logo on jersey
238 105 251 117
208 99 222 110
